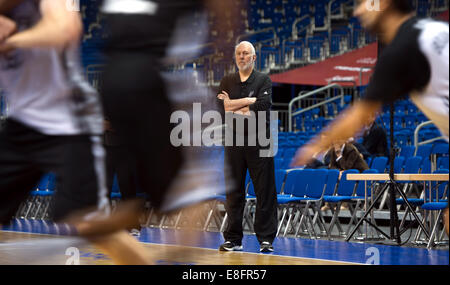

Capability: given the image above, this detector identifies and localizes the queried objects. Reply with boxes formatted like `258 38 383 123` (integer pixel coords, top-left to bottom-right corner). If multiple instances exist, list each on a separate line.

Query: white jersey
410 19 449 138
0 0 103 135
364 17 449 140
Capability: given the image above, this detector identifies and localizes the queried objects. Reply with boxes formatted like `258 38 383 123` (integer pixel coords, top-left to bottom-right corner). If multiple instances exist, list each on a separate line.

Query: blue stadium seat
324 169 359 238
277 169 328 237
437 157 449 170
403 156 423 173
400 145 415 158
394 156 405 173
415 144 433 159
370 156 388 173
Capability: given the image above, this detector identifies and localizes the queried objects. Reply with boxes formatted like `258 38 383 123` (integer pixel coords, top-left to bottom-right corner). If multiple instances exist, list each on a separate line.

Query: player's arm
1 0 82 50
291 100 382 167
292 30 431 167
0 0 23 14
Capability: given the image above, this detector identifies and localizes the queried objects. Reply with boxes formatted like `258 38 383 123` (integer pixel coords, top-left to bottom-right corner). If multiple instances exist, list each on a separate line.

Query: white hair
235 41 256 56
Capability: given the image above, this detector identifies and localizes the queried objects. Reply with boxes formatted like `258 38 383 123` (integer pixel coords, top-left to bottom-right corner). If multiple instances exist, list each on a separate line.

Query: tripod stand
346 103 430 244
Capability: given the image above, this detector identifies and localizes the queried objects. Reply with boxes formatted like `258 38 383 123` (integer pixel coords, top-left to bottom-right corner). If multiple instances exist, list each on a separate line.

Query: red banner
270 43 378 87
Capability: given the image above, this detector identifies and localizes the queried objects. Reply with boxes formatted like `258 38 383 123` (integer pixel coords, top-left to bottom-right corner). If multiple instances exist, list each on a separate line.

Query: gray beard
238 62 254 72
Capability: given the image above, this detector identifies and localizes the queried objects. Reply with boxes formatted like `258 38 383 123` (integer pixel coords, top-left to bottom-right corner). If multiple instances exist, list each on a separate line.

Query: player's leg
0 119 45 226
50 134 152 264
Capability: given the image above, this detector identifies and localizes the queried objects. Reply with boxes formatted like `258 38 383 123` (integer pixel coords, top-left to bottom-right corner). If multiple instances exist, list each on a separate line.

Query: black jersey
100 0 203 56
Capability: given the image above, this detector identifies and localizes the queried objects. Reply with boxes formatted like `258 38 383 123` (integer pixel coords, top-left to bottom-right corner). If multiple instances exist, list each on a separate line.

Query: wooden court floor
0 231 353 265
1 225 448 265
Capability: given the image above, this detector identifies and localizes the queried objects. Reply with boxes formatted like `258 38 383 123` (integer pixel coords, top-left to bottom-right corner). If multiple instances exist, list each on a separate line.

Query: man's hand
217 90 230 101
247 97 257 104
0 15 16 42
217 91 256 105
234 106 251 116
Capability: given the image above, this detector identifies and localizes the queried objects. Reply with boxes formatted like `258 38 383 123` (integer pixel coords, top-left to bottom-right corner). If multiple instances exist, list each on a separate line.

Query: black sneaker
219 241 243 251
260 241 274 253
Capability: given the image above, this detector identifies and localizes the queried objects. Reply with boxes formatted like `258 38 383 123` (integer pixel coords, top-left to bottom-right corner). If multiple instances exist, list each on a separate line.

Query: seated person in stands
348 137 372 162
324 139 370 174
362 113 389 158
306 136 371 169
321 139 369 211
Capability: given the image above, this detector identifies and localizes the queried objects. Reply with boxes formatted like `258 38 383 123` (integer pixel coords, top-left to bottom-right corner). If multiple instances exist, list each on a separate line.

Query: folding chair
431 143 449 171
275 169 287 194
346 169 379 238
277 169 328 238
394 156 405 173
415 144 433 158
400 145 415 158
242 180 256 233
415 169 448 248
276 169 308 237
26 174 55 220
379 156 423 210
437 157 449 170
15 177 47 219
370 156 388 173
204 170 251 232
402 156 423 196
315 169 340 236
36 173 56 220
291 169 329 238
323 169 359 239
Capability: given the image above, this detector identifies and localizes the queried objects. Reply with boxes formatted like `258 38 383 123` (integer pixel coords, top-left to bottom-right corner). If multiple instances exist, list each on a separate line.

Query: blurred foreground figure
292 0 448 165
0 0 110 230
0 0 153 264
73 0 239 263
291 0 449 239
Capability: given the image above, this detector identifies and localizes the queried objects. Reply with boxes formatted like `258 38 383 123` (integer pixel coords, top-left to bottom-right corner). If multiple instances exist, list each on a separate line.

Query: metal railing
328 79 358 100
288 83 345 132
85 64 104 92
291 15 311 40
413 121 446 155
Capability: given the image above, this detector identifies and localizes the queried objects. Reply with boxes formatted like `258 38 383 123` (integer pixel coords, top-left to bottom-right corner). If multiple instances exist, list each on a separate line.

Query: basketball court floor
0 220 448 265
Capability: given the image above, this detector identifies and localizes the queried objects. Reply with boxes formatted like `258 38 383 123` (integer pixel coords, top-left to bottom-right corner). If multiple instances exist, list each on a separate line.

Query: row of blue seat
243 167 449 238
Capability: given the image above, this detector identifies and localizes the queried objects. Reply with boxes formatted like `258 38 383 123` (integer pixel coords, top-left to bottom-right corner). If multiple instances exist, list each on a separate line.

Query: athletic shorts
0 119 108 224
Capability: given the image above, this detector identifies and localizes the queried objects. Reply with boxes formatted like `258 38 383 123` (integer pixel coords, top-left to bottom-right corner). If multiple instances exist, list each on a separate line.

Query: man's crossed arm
217 91 256 114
